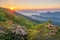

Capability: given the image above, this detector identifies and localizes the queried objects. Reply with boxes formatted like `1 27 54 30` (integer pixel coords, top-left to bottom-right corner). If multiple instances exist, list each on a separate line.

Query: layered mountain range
16 10 60 26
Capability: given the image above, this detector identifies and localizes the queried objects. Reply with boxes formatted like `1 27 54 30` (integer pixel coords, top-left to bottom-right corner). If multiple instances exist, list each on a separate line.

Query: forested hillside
0 7 60 40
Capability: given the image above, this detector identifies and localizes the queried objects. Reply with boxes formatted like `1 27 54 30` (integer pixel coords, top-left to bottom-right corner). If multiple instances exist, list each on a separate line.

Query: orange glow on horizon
8 7 16 10
1 5 60 10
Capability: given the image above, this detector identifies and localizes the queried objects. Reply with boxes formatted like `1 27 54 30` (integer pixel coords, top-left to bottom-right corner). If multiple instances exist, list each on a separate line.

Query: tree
47 20 52 23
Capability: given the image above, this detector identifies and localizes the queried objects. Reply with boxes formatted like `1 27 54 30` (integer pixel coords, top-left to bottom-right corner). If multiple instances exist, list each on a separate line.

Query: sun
9 7 16 10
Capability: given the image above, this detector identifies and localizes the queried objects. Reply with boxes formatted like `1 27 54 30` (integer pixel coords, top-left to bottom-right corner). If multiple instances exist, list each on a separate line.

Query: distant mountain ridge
16 10 60 26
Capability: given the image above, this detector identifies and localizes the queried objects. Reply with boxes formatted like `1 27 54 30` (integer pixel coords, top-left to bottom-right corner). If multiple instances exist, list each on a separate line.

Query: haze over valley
16 9 60 26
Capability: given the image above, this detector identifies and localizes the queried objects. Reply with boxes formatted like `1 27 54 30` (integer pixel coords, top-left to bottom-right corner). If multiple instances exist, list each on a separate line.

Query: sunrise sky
0 0 60 10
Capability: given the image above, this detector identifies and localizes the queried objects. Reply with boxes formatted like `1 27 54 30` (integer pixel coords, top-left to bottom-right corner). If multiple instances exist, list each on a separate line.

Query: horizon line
0 7 60 10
